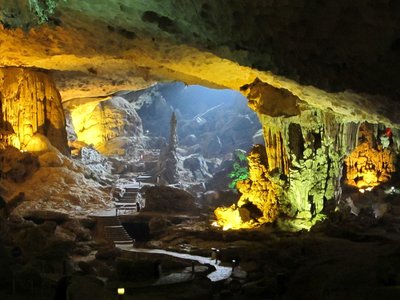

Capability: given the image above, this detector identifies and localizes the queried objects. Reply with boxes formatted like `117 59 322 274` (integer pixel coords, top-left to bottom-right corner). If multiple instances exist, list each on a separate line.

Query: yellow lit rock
0 67 69 155
24 133 54 153
214 145 281 230
66 96 143 155
345 142 396 189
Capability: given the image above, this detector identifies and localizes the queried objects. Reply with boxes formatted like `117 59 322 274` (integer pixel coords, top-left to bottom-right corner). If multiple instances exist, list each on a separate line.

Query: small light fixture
117 288 125 295
215 249 220 264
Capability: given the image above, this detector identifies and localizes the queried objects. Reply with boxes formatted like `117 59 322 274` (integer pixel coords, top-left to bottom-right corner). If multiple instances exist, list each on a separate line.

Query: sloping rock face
0 144 112 215
65 96 143 155
0 67 69 155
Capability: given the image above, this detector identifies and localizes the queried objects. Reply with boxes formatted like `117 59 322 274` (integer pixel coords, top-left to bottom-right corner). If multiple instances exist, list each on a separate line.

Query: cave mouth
66 81 262 199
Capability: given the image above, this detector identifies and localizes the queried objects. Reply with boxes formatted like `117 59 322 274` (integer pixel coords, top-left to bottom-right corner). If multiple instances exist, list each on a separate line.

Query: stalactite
0 67 68 154
264 126 289 175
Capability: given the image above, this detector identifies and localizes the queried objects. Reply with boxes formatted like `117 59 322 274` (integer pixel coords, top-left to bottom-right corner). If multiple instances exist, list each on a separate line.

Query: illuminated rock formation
345 123 397 189
0 1 399 230
214 144 282 230
0 67 68 154
215 78 363 230
64 96 143 156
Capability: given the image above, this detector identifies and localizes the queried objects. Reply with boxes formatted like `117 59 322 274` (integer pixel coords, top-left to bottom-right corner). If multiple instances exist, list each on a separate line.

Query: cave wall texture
0 67 69 154
0 1 399 228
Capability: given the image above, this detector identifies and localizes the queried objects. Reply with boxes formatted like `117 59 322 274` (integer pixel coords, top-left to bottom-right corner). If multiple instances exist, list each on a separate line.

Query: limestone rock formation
345 123 397 189
0 145 112 214
0 67 69 154
157 112 179 184
64 96 143 156
214 145 282 230
1 1 399 126
241 78 300 117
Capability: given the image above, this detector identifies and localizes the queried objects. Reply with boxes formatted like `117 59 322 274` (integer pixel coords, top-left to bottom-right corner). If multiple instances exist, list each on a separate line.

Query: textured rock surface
0 67 69 154
144 186 196 213
64 96 143 155
0 146 112 214
214 145 282 230
0 1 399 126
345 123 397 189
157 112 179 184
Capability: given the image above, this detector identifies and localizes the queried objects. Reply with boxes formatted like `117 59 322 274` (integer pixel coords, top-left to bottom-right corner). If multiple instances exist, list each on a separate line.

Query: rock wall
0 67 69 154
243 78 362 230
66 96 143 156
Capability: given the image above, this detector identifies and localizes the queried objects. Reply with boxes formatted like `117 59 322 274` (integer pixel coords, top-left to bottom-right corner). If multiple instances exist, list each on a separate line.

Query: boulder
144 186 197 213
148 216 173 236
22 210 69 224
183 154 211 180
95 246 122 260
200 133 222 157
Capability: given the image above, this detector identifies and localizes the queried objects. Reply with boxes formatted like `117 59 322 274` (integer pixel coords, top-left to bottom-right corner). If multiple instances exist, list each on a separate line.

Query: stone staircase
95 216 134 245
114 184 143 214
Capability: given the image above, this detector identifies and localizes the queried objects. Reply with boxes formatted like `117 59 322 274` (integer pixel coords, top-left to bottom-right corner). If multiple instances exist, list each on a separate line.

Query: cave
1 1 400 299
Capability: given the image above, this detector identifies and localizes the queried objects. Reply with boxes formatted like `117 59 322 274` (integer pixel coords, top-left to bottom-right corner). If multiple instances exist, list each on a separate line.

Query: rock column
0 67 69 154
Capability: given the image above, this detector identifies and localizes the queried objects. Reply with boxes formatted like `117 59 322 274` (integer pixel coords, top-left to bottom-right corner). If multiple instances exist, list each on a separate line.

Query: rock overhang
0 0 399 127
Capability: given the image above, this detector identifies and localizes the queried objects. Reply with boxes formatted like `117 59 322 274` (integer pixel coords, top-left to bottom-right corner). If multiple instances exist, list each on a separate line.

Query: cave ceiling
1 0 400 126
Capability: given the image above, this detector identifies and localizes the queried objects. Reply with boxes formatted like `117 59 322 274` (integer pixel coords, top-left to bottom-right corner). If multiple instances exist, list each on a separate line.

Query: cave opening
64 81 263 221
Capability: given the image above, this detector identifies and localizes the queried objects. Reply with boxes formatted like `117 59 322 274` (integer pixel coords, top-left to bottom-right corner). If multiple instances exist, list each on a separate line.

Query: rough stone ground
3 197 400 300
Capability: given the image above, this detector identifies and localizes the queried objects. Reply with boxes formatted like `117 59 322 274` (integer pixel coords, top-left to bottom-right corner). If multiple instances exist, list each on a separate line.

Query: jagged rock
144 186 196 213
65 96 143 156
183 154 211 180
241 78 300 117
200 133 222 158
183 134 198 146
0 147 39 182
54 225 76 242
252 129 264 145
38 150 64 167
22 210 69 224
61 219 92 241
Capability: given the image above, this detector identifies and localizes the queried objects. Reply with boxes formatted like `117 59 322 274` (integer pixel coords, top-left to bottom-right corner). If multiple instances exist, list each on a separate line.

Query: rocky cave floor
3 192 400 300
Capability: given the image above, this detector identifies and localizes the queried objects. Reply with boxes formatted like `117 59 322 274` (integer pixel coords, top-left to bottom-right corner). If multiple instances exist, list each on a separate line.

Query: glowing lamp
117 288 125 295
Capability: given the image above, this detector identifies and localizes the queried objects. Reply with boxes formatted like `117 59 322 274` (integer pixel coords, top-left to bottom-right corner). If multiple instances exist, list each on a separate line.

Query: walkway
117 244 232 282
